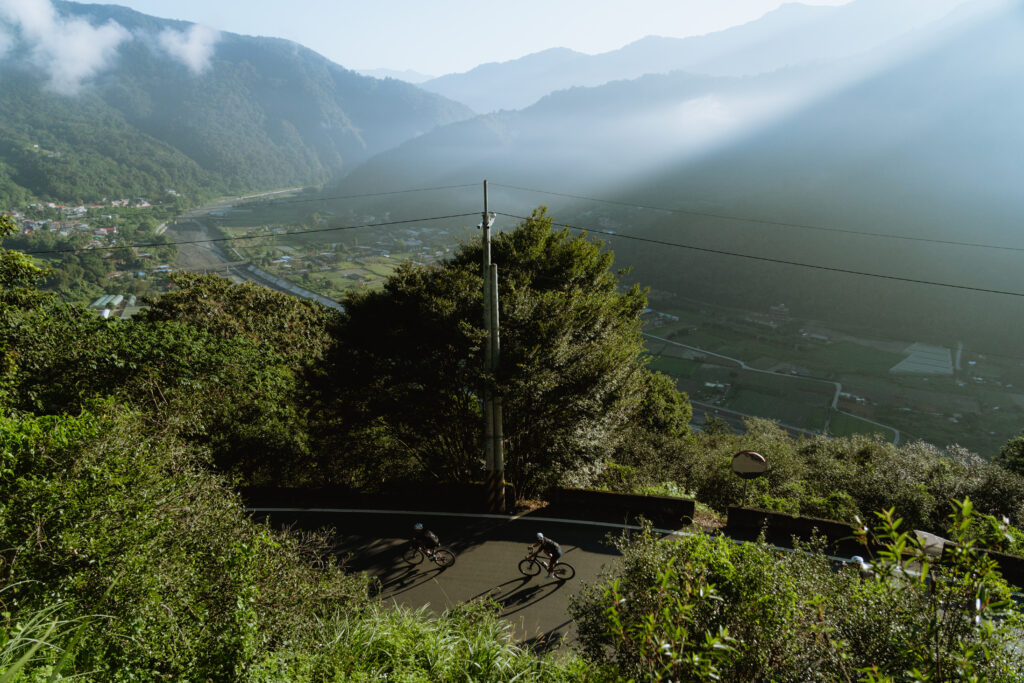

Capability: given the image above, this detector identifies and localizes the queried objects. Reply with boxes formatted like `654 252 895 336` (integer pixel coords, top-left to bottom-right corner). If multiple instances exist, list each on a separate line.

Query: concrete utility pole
480 180 505 513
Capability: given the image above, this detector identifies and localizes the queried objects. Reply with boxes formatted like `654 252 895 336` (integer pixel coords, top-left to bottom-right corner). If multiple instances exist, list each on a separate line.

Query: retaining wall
725 505 864 556
240 483 497 513
546 488 695 528
941 544 1024 589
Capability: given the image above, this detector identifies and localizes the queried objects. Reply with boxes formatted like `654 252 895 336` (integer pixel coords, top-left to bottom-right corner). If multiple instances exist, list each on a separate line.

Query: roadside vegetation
604 417 1024 534
571 502 1024 681
4 211 1024 678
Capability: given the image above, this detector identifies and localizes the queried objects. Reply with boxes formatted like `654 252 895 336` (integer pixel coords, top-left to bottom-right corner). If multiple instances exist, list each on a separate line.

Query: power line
22 213 479 256
490 182 1024 254
20 189 1024 297
495 211 1024 298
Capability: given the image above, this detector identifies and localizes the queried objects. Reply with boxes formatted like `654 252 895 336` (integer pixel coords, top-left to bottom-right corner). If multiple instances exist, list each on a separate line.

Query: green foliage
0 271 352 484
139 272 339 366
997 429 1024 477
963 512 1024 557
3 314 303 485
572 528 859 681
658 418 1024 533
0 595 78 681
573 500 1024 682
251 600 602 681
0 406 367 679
0 216 44 297
315 208 690 496
596 559 734 681
852 499 1023 681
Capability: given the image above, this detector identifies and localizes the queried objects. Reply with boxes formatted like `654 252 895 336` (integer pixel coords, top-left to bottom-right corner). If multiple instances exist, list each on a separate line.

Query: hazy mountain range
329 0 1023 349
0 1 471 203
418 0 971 113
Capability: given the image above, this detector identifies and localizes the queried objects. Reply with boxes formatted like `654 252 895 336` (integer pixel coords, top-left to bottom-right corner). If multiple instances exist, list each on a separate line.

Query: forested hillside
0 1 472 204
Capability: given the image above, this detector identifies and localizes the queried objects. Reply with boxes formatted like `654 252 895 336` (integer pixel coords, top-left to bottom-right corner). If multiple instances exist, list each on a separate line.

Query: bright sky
100 0 854 76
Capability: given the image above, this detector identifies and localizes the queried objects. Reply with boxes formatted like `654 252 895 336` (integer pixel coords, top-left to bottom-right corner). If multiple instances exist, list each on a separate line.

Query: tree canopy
314 208 690 496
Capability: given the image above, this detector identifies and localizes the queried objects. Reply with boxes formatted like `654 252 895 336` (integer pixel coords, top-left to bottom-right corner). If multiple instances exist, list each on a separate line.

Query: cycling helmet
536 532 544 541
414 523 424 532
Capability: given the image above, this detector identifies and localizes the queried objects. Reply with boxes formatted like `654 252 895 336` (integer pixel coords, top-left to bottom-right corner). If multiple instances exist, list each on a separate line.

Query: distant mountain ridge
332 0 1024 349
357 68 436 84
0 1 473 204
420 0 971 113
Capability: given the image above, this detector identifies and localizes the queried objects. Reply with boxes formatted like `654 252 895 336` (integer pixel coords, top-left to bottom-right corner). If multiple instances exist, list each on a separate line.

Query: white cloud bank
0 0 221 94
158 23 219 74
0 0 129 94
0 24 12 58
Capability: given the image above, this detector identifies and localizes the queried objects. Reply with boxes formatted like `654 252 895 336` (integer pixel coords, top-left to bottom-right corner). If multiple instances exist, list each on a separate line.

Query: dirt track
166 219 229 271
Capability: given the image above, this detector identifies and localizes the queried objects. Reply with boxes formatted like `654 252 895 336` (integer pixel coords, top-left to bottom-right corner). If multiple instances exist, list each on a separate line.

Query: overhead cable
489 182 1024 253
495 211 1024 298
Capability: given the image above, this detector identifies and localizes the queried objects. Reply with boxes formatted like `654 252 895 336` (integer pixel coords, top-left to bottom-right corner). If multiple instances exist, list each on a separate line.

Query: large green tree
0 214 45 298
315 208 690 496
998 429 1024 477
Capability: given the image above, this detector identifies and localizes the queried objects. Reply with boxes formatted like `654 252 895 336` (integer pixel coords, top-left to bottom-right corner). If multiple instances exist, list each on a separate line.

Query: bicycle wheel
432 548 455 568
552 562 575 581
402 545 423 564
518 558 541 576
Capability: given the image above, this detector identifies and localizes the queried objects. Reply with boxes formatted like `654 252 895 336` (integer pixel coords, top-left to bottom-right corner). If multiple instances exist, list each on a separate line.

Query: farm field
827 412 897 442
645 300 1024 456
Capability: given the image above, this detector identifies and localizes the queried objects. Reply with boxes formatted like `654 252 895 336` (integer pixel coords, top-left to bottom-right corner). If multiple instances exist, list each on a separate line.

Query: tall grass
0 590 94 682
250 601 603 682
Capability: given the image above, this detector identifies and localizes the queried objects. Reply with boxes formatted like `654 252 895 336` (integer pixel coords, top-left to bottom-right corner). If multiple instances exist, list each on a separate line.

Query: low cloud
0 0 129 94
158 24 219 75
0 25 11 58
0 0 221 92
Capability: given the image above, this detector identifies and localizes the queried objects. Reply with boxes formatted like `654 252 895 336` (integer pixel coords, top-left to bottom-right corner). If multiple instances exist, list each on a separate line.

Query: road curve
249 508 680 648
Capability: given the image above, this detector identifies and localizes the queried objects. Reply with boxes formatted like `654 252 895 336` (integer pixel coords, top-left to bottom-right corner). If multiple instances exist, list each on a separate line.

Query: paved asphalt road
250 508 667 649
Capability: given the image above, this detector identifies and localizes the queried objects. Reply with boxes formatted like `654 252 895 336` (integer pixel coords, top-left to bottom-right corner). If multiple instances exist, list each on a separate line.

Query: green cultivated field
648 356 700 379
654 351 835 432
646 300 1024 453
729 387 828 430
828 412 897 441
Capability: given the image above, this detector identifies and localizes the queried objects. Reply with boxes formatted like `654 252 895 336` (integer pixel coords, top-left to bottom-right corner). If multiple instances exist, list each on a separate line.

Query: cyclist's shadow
376 560 452 598
471 574 567 618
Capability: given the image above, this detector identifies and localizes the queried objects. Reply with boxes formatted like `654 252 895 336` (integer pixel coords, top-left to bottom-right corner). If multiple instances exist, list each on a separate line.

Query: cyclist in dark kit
528 532 562 576
411 523 440 558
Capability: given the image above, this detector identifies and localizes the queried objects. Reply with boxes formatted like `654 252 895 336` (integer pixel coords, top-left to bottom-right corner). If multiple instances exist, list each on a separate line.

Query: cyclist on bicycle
412 523 440 558
528 532 562 576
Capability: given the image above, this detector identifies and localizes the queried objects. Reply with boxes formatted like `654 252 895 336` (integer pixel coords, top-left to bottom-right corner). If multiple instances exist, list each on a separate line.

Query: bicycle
402 543 455 568
519 552 575 580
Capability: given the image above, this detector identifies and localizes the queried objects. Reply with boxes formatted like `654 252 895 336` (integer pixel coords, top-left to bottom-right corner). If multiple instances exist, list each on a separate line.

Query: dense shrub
0 405 365 679
572 506 1024 681
646 418 1024 533
0 292 322 486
